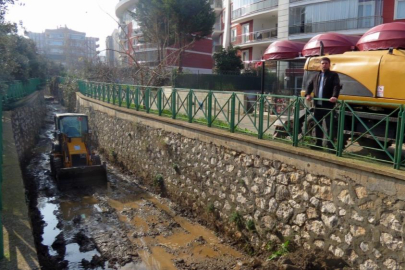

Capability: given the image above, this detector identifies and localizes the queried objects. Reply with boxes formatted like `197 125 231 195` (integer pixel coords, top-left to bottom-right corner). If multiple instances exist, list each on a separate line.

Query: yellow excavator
50 113 106 186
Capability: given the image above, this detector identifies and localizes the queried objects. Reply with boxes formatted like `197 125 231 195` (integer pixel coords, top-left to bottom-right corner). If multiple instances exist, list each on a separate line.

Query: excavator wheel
92 155 102 166
52 157 63 179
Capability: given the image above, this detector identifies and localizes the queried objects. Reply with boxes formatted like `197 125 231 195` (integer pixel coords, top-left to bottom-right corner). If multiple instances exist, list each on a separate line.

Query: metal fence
1 78 43 103
78 80 405 171
0 78 43 259
0 93 3 259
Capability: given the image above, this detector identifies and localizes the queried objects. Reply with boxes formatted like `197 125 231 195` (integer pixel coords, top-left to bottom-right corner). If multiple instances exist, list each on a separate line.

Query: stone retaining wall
77 93 405 270
10 90 46 162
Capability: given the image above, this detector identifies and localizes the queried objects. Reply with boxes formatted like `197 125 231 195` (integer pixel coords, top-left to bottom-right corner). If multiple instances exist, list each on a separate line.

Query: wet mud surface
23 103 249 270
24 102 351 270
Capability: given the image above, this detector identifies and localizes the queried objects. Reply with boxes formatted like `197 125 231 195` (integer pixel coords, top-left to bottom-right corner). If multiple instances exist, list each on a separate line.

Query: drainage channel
23 102 248 270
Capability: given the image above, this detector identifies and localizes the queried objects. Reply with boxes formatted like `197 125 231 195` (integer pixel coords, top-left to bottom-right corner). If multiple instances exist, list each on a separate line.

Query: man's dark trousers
313 104 336 149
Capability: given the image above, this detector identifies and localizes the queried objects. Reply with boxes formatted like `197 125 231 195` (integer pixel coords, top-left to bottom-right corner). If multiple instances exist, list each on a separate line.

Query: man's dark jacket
305 70 341 108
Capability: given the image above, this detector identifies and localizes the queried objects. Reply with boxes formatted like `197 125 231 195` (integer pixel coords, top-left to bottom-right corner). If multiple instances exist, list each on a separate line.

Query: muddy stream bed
23 102 254 270
23 102 350 270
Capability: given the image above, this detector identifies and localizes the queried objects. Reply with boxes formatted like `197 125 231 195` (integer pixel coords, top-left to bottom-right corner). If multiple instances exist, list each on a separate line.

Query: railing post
207 91 212 127
135 87 140 111
126 86 130 109
292 97 301 147
258 95 264 139
337 102 346 157
112 85 116 105
107 85 111 103
230 93 236 133
172 88 177 119
188 90 193 123
394 105 405 169
102 84 106 102
145 88 150 113
118 85 122 107
158 88 162 116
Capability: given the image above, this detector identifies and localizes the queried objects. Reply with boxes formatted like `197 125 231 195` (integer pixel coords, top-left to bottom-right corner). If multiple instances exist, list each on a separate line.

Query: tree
132 0 215 72
213 46 244 74
133 0 174 64
165 0 215 72
0 0 64 86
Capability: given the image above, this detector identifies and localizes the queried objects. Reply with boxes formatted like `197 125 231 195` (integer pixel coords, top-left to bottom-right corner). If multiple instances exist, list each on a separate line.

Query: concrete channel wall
77 92 405 269
9 91 47 163
1 90 45 269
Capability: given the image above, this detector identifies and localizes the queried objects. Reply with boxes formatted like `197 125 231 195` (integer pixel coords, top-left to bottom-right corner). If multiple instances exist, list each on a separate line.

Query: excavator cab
50 113 106 187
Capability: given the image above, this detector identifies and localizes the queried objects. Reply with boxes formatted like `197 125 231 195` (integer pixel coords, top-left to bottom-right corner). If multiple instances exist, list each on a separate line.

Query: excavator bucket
56 165 107 189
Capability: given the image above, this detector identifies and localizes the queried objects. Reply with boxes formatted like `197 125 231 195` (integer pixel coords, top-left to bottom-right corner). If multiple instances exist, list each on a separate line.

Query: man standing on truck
305 57 341 149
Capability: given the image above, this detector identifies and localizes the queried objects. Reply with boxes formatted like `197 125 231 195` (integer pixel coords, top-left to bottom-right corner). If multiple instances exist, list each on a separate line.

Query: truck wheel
52 142 61 153
52 157 62 179
92 155 101 165
301 115 319 145
357 138 392 149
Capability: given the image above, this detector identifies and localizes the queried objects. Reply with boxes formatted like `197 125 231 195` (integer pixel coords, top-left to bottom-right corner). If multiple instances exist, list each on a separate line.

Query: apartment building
106 29 121 67
27 27 100 69
114 0 214 73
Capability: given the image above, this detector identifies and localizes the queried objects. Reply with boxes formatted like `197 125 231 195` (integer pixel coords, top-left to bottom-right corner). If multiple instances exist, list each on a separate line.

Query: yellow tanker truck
301 48 405 147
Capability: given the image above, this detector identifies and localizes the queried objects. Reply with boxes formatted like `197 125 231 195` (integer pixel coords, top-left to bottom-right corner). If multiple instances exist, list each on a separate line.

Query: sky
5 0 119 55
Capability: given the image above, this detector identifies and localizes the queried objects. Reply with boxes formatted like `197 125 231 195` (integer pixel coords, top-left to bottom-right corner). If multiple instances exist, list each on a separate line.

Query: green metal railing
77 80 405 170
0 78 43 260
0 93 3 259
2 78 43 103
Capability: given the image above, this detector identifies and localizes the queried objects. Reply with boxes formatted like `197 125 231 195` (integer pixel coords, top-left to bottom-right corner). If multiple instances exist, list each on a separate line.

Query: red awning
357 22 405 51
263 40 306 60
302 33 360 57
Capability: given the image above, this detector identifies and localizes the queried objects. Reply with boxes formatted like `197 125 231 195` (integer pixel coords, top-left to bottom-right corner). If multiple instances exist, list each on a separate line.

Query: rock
352 211 364 222
306 208 318 219
380 233 403 251
268 198 278 213
321 201 336 214
276 202 294 222
355 186 368 199
345 233 353 245
321 214 338 228
360 260 378 270
383 258 401 270
380 213 402 232
314 240 324 248
275 185 290 201
293 213 306 226
349 250 358 262
306 220 325 235
350 225 366 237
338 190 354 205
360 242 369 252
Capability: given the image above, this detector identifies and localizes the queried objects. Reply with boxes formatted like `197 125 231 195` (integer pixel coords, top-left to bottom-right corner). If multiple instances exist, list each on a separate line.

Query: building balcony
231 0 278 21
289 16 383 36
212 22 223 37
210 0 222 13
231 28 277 47
115 0 137 18
133 43 158 52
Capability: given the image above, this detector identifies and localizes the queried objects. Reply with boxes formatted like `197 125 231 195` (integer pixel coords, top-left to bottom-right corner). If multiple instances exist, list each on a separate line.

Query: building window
395 0 405 19
231 28 237 42
49 40 64 46
70 34 85 40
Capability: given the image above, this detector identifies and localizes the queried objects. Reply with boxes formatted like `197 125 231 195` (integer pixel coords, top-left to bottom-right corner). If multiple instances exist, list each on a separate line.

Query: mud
22 101 351 270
